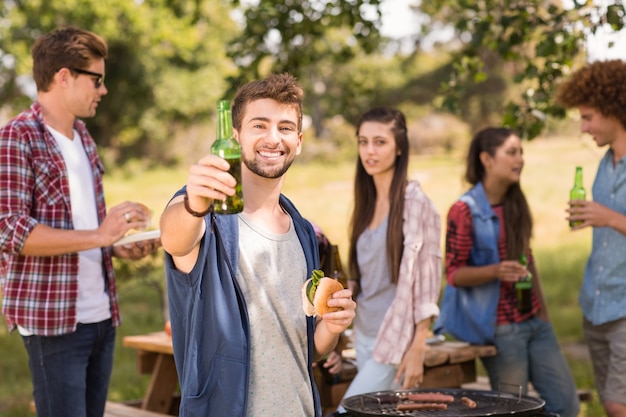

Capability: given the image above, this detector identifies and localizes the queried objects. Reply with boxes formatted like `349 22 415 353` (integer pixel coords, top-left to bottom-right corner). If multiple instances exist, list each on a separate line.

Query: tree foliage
0 0 236 166
417 0 626 139
226 0 383 90
1 0 625 165
226 0 386 137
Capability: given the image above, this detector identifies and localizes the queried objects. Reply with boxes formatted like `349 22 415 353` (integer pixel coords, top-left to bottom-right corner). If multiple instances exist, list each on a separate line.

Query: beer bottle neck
574 167 583 188
217 108 233 141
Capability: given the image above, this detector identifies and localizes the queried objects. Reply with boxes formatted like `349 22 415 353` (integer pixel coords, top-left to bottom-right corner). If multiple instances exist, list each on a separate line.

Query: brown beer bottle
569 166 586 228
329 245 347 288
211 100 244 214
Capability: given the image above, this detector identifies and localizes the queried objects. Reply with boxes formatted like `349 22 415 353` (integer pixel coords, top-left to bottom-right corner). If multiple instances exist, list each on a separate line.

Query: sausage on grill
404 392 455 403
397 402 448 411
461 396 477 408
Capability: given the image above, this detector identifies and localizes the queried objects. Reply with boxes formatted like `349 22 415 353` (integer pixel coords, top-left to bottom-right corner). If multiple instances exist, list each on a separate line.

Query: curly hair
555 59 626 130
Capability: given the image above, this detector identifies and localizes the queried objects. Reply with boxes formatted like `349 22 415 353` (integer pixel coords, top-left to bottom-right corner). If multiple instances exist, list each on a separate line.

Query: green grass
0 135 607 415
0 277 166 417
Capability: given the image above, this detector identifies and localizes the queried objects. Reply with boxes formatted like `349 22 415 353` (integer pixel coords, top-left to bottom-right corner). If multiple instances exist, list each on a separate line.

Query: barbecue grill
341 388 557 417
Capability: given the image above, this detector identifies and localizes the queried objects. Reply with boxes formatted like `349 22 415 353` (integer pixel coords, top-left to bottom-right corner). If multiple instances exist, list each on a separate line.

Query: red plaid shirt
0 102 120 336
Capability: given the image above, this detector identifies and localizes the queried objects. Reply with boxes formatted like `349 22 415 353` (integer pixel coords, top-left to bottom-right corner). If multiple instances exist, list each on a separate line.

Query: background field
0 135 606 415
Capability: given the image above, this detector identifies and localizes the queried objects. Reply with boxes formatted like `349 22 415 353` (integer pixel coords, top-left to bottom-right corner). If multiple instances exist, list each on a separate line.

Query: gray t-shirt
352 216 397 354
237 213 314 417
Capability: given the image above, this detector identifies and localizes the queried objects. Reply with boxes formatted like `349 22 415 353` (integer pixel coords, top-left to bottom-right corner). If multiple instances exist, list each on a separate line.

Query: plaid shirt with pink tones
0 102 120 336
372 181 442 365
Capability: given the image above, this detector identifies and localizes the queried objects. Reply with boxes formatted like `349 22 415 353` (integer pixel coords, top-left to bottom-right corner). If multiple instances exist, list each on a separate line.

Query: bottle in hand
515 254 533 314
329 245 348 288
569 166 585 228
211 100 244 214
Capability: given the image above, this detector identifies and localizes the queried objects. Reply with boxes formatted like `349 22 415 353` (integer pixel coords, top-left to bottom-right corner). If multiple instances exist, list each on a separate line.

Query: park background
1 0 625 415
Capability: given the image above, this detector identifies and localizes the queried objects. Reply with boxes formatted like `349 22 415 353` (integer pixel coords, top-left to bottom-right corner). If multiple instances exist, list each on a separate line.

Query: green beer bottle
569 166 586 228
515 254 533 314
211 100 244 214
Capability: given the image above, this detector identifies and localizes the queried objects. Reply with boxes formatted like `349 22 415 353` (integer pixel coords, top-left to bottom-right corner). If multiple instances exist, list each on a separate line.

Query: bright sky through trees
382 0 626 61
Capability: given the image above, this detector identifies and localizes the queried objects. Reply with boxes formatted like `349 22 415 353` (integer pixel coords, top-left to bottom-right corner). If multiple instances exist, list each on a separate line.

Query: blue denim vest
434 182 501 344
165 190 321 417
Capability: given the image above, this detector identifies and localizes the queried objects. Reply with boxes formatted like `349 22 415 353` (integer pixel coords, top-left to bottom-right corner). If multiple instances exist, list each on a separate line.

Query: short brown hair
32 26 108 92
555 59 626 130
231 73 304 132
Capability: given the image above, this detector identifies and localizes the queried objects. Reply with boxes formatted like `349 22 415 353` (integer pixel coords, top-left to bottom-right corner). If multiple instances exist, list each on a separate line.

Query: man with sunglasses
0 27 159 417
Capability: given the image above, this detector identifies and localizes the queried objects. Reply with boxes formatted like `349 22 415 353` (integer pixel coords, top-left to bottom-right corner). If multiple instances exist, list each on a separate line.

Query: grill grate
342 388 545 417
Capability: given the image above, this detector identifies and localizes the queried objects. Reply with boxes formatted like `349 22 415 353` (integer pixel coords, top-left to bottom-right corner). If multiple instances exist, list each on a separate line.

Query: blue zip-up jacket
164 190 321 417
434 182 501 345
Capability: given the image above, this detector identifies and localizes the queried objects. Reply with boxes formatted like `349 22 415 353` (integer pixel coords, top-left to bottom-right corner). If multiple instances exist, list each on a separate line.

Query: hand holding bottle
496 260 529 283
185 152 238 214
320 350 343 379
568 199 621 230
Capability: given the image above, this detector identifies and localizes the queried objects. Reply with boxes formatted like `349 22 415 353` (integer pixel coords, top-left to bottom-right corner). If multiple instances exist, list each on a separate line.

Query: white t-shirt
47 127 110 324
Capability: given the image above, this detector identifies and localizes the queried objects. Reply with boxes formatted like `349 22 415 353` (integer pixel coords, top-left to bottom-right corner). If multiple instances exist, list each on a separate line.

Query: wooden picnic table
122 332 178 415
340 341 496 388
122 332 496 416
422 341 496 387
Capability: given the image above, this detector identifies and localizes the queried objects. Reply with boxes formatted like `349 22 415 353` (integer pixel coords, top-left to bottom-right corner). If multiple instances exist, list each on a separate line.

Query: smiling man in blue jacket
160 73 356 417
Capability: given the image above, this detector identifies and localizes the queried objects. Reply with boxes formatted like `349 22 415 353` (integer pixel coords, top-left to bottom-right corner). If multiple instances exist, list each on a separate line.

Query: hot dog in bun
302 269 344 317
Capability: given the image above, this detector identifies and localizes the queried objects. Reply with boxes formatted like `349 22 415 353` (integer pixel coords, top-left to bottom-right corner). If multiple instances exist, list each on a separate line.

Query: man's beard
243 151 296 179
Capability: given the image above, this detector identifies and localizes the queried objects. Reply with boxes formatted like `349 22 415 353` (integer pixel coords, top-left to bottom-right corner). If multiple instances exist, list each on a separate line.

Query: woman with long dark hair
435 127 579 417
335 107 442 412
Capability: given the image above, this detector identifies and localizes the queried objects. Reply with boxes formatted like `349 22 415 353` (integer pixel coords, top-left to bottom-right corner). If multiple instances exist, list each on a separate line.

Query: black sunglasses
68 67 104 88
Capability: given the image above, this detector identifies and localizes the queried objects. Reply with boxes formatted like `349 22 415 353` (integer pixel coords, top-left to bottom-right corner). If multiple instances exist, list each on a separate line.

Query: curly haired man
557 59 626 417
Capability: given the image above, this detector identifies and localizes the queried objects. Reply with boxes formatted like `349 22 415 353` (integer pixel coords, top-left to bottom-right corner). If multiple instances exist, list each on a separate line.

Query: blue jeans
22 319 116 417
336 330 399 413
482 316 580 417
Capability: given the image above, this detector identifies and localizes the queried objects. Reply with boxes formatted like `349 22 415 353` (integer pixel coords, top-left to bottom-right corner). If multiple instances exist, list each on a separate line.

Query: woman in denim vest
436 127 579 417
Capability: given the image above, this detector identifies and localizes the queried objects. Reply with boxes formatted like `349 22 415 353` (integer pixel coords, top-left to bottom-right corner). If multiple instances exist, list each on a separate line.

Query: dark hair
348 107 409 284
466 127 533 259
555 59 626 131
231 73 304 132
31 26 108 92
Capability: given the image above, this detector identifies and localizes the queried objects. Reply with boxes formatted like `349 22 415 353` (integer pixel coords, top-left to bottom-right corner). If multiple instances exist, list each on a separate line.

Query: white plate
113 230 161 246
